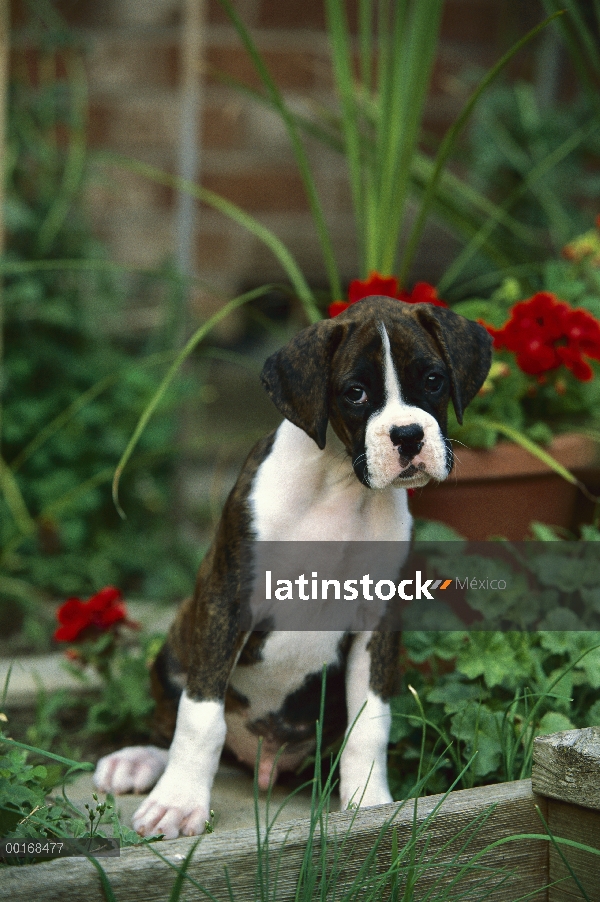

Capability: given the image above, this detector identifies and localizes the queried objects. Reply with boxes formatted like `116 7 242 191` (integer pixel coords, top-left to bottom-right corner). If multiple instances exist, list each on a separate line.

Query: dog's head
261 296 492 489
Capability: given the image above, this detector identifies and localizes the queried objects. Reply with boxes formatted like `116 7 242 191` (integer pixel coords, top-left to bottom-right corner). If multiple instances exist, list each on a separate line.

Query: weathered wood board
1 781 548 902
7 724 600 901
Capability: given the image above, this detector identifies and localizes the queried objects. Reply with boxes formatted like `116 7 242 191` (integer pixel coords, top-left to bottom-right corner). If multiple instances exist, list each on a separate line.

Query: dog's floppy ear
261 319 345 449
414 305 492 424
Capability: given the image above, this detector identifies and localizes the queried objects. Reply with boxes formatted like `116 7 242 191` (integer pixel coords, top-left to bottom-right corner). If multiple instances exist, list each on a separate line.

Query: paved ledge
1 601 175 706
65 760 320 835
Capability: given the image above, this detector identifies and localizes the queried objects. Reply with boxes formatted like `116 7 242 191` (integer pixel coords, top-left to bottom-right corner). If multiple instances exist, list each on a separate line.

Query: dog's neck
248 420 412 542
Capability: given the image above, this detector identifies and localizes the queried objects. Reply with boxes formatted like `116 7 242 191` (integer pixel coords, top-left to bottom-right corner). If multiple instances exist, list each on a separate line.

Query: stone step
64 761 320 836
1 601 174 707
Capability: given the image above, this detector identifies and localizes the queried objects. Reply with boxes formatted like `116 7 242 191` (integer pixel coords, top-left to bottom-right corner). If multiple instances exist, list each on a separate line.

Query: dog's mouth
398 463 420 478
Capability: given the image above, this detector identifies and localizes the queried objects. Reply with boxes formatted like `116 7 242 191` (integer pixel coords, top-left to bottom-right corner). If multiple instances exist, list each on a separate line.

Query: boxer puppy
94 296 492 839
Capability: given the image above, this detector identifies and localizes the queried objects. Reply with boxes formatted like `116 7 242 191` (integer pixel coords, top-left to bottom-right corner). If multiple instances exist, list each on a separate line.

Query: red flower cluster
54 586 131 642
485 292 600 381
397 282 448 308
328 271 447 318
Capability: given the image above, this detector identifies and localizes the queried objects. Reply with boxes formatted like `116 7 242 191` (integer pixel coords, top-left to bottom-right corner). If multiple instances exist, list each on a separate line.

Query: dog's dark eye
345 385 368 405
424 372 444 392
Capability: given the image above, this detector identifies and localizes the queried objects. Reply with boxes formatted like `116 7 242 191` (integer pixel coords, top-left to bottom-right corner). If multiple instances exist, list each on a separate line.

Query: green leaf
450 703 504 777
537 711 575 735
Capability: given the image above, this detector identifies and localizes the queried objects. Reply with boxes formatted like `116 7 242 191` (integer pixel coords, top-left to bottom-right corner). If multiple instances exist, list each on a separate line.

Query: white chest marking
249 419 412 542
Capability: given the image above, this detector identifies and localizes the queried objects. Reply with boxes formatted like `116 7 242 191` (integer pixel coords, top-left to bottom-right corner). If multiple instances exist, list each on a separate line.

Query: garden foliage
0 7 199 633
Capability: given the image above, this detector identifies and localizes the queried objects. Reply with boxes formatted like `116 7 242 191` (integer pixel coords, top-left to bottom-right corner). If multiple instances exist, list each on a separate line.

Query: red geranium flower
328 271 447 317
483 292 600 381
348 272 400 304
397 282 448 308
54 586 130 642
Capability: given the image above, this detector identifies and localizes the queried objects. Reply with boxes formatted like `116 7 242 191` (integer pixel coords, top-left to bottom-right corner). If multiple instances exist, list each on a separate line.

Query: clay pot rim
450 431 600 482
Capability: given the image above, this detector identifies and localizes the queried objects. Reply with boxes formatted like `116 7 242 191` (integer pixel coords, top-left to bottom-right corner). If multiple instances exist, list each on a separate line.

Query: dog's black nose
389 424 424 460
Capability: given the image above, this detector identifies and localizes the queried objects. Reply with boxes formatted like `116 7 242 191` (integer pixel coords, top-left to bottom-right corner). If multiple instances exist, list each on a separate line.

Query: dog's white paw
342 782 393 810
131 772 211 838
94 746 168 795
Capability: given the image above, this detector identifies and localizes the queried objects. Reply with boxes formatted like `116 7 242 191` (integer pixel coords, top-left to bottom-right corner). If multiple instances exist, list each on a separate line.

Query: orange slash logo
430 579 453 590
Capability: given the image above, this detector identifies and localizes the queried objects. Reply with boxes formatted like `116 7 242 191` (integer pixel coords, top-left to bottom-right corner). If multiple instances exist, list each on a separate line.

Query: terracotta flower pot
410 432 600 540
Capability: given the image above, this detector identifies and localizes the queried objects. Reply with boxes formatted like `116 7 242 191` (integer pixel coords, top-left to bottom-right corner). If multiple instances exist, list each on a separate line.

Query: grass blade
146 841 222 902
0 454 36 537
111 285 275 517
37 54 88 254
379 0 445 275
1 663 13 708
535 805 591 902
10 349 181 474
168 839 201 902
96 152 320 323
86 857 119 902
326 0 367 274
399 9 565 284
438 111 598 292
0 734 94 771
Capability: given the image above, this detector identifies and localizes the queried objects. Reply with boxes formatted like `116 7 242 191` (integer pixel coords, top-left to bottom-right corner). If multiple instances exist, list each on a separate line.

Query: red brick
85 166 175 214
440 0 540 53
207 44 320 91
202 166 308 213
50 0 115 29
202 102 246 150
257 0 328 31
86 38 180 91
87 96 179 152
256 0 359 33
440 0 506 47
207 0 260 28
89 211 176 268
195 228 234 269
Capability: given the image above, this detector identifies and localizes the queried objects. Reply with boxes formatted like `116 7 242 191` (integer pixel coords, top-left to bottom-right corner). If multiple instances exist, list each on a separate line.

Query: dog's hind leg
94 745 168 794
93 627 184 796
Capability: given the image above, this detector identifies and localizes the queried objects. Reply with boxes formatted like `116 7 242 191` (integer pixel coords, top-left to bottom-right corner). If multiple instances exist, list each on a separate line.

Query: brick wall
11 0 553 330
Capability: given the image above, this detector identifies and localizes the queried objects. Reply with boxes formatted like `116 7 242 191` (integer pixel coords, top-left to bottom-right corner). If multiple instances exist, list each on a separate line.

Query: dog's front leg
132 538 248 839
339 631 397 810
131 693 226 838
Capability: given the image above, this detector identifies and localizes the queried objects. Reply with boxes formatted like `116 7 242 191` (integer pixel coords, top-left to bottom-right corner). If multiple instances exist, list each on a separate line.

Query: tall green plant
107 3 574 497
215 0 561 296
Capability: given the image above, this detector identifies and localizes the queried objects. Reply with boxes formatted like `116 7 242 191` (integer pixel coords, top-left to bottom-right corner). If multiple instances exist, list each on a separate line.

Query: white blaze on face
364 325 450 490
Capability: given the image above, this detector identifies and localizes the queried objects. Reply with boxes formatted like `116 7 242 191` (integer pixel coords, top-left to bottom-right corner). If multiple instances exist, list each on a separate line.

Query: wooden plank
533 727 600 811
0 780 548 902
546 799 600 902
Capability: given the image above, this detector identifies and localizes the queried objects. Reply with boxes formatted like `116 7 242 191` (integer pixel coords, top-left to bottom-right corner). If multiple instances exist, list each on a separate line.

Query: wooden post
175 0 205 285
533 727 600 901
